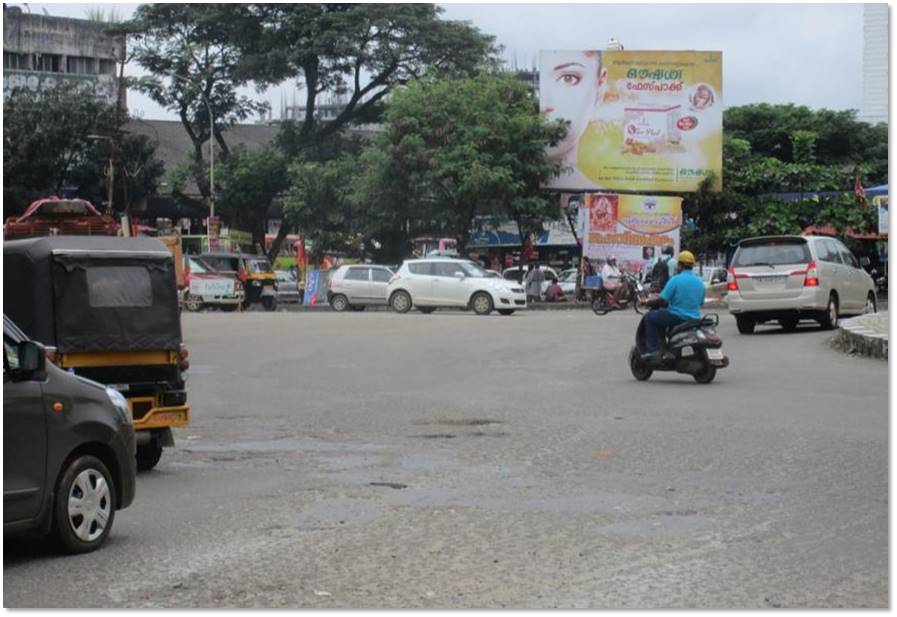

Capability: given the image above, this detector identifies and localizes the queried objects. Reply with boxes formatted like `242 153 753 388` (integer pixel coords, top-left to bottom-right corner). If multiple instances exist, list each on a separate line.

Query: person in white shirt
601 255 623 306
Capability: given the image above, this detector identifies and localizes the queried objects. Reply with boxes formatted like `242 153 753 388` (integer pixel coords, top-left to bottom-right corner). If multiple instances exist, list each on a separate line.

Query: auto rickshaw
199 251 278 310
4 236 190 470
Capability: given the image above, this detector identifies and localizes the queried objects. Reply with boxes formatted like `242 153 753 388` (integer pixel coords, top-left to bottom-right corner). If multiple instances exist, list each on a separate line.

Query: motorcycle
592 271 650 315
629 311 730 384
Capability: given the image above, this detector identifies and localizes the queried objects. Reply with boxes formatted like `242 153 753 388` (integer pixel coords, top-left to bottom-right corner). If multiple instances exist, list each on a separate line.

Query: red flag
854 177 868 208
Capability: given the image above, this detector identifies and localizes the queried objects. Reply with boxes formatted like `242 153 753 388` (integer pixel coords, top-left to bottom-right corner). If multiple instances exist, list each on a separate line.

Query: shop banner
189 277 235 297
540 50 722 193
580 193 682 272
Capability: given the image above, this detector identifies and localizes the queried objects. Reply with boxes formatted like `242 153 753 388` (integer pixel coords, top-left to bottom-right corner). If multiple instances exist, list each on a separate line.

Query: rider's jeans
645 309 685 353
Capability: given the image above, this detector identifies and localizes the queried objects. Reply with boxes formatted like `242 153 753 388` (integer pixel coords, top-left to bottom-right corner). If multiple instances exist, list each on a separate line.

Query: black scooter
629 311 730 384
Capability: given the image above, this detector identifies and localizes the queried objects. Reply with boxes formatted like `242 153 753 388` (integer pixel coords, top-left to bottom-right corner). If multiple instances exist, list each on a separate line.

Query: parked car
387 257 527 315
484 270 503 279
199 252 278 311
502 265 559 299
699 265 729 302
726 235 877 333
4 315 136 553
557 268 578 296
274 270 302 303
327 264 395 311
183 256 244 312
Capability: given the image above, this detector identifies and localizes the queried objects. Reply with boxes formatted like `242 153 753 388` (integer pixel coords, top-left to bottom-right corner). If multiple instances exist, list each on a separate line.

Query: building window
3 52 27 70
67 56 96 75
98 58 116 76
33 53 61 73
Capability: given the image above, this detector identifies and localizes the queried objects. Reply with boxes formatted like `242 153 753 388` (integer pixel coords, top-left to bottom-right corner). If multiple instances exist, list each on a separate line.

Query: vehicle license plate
706 349 724 360
261 287 276 297
756 275 787 287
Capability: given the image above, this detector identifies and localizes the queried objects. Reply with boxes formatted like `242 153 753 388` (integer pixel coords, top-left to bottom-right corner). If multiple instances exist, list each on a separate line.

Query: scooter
629 311 730 384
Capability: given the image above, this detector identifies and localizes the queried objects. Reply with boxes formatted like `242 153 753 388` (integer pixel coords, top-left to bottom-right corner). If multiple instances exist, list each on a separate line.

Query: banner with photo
579 193 682 273
873 195 888 235
540 50 722 193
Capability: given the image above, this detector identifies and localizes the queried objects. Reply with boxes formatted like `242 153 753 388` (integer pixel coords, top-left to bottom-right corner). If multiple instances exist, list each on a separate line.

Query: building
861 4 888 124
2 6 125 106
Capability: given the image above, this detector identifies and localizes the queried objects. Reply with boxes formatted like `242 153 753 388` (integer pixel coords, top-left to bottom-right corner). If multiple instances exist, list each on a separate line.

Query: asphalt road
4 309 888 608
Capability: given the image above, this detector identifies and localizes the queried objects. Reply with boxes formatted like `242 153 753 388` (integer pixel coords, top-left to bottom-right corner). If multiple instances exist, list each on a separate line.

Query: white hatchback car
387 258 527 315
328 264 395 311
726 235 877 333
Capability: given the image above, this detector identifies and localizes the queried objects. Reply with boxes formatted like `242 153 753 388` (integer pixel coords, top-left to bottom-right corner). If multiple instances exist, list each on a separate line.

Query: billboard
540 50 722 192
579 193 682 273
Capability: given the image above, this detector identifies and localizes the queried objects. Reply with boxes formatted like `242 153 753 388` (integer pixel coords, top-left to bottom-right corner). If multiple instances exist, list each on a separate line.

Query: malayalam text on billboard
540 50 723 193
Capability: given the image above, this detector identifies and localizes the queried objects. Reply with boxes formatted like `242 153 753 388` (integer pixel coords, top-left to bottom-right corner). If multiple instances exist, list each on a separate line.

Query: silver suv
327 264 395 311
726 235 877 333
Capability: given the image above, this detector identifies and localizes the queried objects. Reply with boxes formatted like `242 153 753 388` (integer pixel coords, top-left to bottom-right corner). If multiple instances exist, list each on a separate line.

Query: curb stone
835 312 888 359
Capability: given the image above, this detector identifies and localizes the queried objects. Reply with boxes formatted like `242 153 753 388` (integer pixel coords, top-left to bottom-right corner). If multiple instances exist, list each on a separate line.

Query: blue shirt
660 270 705 320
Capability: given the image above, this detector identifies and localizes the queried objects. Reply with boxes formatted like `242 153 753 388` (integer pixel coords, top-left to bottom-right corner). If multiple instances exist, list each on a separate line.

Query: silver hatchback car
327 264 395 311
726 235 877 333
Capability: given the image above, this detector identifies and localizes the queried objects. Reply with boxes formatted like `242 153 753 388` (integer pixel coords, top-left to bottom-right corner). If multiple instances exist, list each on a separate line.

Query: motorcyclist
601 255 623 306
641 250 705 362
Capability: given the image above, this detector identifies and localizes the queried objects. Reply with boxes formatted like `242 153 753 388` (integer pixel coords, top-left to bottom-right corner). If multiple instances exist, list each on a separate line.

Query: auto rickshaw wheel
136 441 164 472
184 293 203 312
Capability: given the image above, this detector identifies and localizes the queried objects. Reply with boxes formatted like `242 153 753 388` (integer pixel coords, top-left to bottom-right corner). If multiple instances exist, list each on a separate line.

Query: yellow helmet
677 250 696 266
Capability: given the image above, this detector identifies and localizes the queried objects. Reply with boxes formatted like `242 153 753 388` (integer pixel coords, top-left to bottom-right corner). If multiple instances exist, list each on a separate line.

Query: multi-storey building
2 6 125 105
861 3 888 125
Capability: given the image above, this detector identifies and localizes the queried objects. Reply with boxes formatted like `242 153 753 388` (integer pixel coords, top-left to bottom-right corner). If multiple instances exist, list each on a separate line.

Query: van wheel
864 292 877 314
136 441 163 472
390 290 412 314
52 455 116 554
819 294 839 330
735 315 755 334
184 293 203 312
471 292 493 315
330 294 349 312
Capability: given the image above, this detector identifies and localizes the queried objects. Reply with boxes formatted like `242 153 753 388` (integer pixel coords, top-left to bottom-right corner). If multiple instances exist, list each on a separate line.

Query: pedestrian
545 277 566 303
525 264 544 302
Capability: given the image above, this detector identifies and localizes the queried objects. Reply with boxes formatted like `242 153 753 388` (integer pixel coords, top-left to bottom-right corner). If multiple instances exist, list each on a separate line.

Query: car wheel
693 363 717 384
52 455 116 554
497 309 515 316
779 317 799 332
330 294 350 312
864 292 877 314
390 290 412 314
819 294 839 330
136 441 163 472
184 293 203 312
629 347 652 381
471 292 493 315
735 315 755 334
418 307 436 314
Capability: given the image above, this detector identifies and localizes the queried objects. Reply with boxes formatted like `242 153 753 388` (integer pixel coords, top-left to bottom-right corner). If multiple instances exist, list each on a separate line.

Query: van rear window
733 241 811 267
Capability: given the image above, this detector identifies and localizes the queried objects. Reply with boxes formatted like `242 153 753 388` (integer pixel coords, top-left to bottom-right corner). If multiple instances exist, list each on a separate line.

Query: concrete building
861 3 889 124
2 6 125 105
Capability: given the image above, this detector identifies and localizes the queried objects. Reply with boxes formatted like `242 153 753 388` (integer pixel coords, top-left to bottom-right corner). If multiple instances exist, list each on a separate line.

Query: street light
168 73 215 222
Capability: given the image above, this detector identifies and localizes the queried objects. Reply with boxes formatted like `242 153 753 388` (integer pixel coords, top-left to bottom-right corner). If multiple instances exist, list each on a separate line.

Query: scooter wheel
693 364 717 384
629 347 653 381
592 298 610 316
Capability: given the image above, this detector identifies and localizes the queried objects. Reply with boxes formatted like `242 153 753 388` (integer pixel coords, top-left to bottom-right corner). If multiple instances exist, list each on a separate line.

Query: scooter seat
667 319 705 336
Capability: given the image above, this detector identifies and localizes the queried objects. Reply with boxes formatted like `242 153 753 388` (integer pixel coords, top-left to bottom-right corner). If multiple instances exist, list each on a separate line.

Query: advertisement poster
540 50 722 192
874 195 888 235
580 193 682 272
189 278 235 298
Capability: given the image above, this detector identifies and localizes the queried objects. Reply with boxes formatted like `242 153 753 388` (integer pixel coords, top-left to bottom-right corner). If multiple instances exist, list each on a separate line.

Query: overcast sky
25 2 870 120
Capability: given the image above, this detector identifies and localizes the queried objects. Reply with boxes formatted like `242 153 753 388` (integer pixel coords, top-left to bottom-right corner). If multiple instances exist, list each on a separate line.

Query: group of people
523 264 568 303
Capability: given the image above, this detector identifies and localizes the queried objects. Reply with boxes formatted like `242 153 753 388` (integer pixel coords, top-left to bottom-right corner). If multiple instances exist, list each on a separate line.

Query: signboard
540 50 722 192
874 195 889 235
580 193 682 272
189 277 235 298
226 229 253 246
304 270 329 305
3 69 116 103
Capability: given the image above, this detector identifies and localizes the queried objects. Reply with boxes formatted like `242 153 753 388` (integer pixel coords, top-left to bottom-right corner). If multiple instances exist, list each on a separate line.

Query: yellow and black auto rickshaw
4 236 190 470
199 251 278 310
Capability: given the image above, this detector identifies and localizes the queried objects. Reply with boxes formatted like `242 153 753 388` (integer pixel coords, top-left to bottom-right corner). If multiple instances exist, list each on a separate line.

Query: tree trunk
266 221 291 263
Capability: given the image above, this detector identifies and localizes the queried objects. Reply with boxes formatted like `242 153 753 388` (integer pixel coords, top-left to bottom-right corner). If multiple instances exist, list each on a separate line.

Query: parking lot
4 309 888 608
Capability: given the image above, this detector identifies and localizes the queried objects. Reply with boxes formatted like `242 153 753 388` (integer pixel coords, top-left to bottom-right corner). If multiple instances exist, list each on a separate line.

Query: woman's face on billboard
541 51 604 160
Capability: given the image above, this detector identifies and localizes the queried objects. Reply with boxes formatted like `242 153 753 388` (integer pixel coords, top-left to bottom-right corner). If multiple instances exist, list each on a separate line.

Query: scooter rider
641 250 705 362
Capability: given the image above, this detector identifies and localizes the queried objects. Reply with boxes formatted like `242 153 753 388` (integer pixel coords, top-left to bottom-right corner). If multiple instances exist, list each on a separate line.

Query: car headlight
105 387 132 424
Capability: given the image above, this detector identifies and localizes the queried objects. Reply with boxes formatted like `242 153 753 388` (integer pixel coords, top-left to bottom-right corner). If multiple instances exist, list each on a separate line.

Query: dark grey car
4 316 136 553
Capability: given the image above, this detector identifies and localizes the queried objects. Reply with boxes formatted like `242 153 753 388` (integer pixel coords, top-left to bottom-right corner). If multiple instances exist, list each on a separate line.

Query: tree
3 83 163 215
127 4 269 204
348 73 565 260
214 146 289 253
